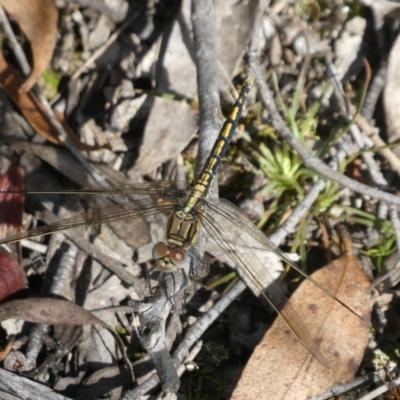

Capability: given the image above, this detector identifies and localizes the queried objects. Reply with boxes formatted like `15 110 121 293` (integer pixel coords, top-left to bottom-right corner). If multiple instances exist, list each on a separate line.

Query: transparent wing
0 201 177 244
18 180 191 198
0 181 188 244
207 198 354 314
202 201 327 366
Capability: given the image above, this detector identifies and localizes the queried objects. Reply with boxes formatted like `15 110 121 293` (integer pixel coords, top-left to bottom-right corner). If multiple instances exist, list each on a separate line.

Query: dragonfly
0 77 349 365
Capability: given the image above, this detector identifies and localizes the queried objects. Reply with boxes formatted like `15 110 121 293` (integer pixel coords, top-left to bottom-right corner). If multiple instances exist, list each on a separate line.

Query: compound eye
169 248 188 269
152 242 170 259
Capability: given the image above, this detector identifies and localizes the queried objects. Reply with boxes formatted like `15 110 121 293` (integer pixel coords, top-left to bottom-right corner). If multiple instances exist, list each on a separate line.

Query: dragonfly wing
202 202 327 366
207 198 347 308
23 180 191 198
0 200 177 245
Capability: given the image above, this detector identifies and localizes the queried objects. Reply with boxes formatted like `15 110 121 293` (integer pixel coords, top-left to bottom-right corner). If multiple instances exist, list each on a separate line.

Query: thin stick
357 375 400 400
248 59 400 208
191 0 221 187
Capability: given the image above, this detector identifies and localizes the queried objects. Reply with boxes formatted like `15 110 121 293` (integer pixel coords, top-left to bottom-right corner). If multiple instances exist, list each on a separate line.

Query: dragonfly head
152 242 189 272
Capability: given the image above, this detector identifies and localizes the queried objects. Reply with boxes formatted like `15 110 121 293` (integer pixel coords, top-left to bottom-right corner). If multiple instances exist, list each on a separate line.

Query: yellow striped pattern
184 76 254 214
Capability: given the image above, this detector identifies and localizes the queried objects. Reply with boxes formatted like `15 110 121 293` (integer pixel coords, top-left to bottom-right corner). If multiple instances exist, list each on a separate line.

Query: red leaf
0 155 27 301
0 250 26 302
0 153 25 233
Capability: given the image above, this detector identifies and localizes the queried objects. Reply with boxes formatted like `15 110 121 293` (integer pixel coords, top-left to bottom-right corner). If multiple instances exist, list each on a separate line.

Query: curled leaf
0 54 108 151
0 154 27 301
0 0 58 92
0 336 13 362
0 298 134 380
0 153 24 234
0 251 27 302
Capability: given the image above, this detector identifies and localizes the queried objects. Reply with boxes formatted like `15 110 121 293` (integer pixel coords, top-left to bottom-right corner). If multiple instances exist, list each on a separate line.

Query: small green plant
243 69 332 236
198 341 230 370
206 271 239 295
255 140 315 199
187 341 230 400
299 1 320 20
336 206 393 231
239 67 392 275
371 349 391 370
362 233 397 273
40 68 62 99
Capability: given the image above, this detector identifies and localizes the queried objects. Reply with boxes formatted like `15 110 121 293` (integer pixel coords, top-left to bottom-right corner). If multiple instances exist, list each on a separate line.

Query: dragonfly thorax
166 207 203 248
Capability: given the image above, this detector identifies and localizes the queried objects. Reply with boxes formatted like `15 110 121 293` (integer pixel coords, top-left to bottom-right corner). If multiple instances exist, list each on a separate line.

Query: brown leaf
345 159 373 186
0 251 27 302
0 0 58 92
0 153 24 235
232 237 371 400
0 154 27 296
0 336 14 362
0 298 134 380
0 53 108 151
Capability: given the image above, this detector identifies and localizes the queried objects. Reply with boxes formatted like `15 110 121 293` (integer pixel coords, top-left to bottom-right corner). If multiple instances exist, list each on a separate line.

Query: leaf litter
0 53 108 150
232 226 371 400
0 0 58 92
0 298 134 379
0 155 26 303
0 0 398 399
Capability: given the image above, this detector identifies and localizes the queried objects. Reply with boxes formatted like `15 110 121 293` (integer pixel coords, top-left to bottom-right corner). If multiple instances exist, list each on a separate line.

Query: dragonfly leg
165 267 190 302
147 264 159 295
179 267 190 294
157 271 165 288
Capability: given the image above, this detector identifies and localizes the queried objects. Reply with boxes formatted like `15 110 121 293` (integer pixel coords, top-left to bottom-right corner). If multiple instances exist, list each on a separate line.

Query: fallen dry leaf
0 153 24 237
232 229 371 400
0 297 101 326
0 251 27 302
0 54 107 151
0 298 134 379
0 0 58 92
0 154 27 300
0 336 13 362
346 159 373 186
